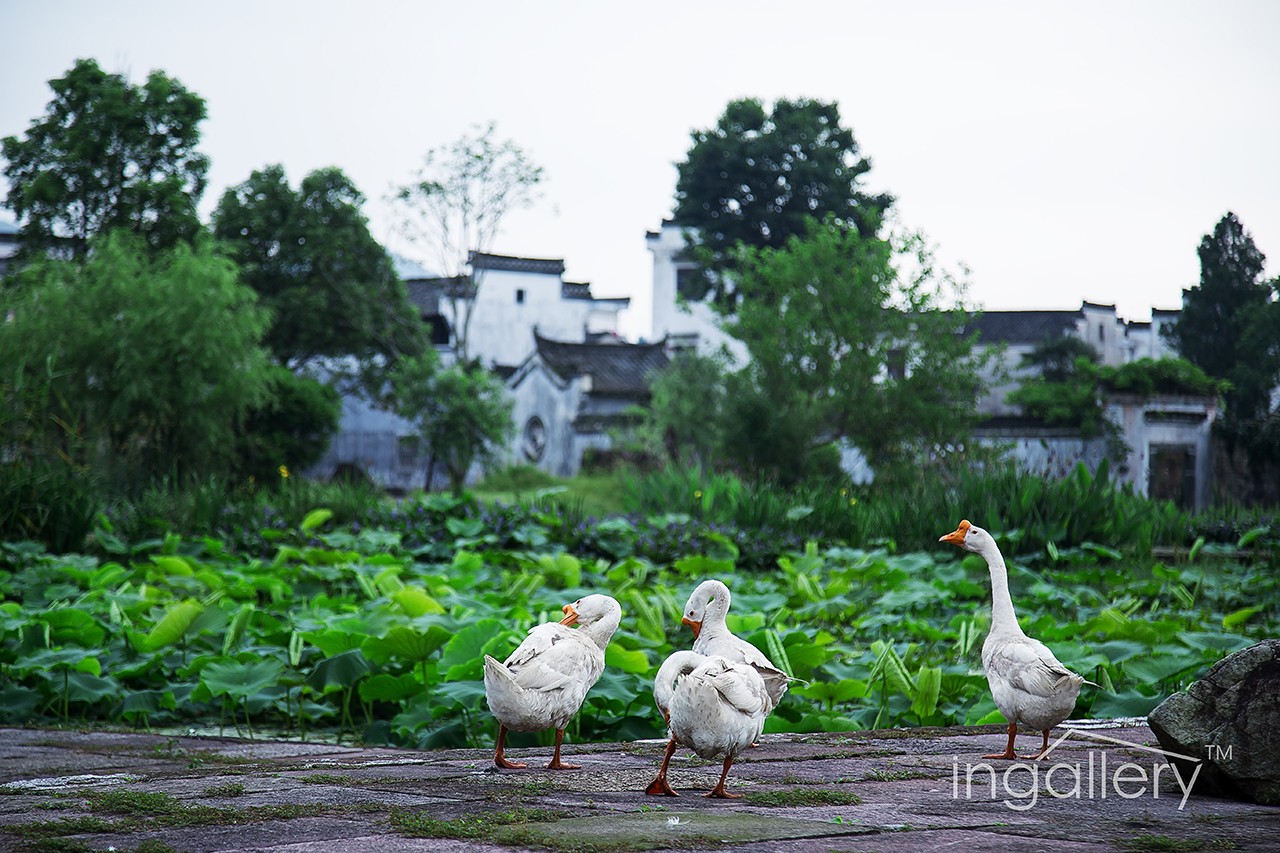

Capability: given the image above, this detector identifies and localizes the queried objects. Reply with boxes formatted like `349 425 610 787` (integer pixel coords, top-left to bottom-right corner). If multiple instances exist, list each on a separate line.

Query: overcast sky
3 1 1278 339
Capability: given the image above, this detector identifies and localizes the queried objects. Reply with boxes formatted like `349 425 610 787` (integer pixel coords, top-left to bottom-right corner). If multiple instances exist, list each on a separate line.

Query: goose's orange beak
681 616 702 638
939 519 971 547
559 604 579 626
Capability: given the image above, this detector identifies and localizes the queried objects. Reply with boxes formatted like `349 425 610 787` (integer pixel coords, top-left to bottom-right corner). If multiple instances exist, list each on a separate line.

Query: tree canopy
633 219 988 482
213 164 425 370
391 123 544 361
673 98 893 309
2 58 209 260
1165 211 1279 423
0 232 271 488
728 221 986 474
390 351 514 495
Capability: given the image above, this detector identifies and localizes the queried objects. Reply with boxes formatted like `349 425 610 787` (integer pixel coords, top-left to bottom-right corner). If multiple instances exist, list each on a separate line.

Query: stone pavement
1 722 1278 852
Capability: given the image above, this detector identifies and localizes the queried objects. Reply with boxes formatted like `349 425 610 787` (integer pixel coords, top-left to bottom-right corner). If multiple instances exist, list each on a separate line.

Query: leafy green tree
2 58 209 260
391 123 544 360
631 350 730 467
390 351 514 495
1164 211 1279 421
233 366 341 484
726 220 985 476
0 232 271 488
673 98 892 309
1009 355 1225 443
213 165 426 372
1021 335 1101 383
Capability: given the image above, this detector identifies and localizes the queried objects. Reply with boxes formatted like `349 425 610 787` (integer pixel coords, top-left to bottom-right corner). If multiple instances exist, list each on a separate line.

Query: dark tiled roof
968 310 1082 345
535 333 669 397
470 252 565 275
404 276 468 316
562 281 592 300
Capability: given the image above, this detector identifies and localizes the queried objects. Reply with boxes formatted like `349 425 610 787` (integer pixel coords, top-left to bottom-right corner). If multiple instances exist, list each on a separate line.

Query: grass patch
202 782 247 798
390 806 567 840
862 767 936 781
11 815 120 839
744 789 862 807
300 773 358 786
1119 836 1239 851
91 791 185 817
473 468 627 517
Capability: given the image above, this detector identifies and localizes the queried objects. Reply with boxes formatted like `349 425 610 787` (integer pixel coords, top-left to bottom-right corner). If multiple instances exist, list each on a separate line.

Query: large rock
1148 639 1280 805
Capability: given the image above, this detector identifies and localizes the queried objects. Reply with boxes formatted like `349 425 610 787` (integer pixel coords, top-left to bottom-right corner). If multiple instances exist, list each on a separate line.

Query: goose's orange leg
494 724 527 769
545 728 580 770
704 754 741 798
645 737 680 796
983 722 1018 760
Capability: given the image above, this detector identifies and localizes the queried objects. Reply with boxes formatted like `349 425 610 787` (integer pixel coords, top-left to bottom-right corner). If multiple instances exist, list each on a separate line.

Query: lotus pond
1 495 1275 750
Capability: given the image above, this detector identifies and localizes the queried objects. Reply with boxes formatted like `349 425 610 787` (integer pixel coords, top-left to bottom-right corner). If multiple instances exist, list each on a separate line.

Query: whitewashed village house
310 251 666 489
646 221 1217 509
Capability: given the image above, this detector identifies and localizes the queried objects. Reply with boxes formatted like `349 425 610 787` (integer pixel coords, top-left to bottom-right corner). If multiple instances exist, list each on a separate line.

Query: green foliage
727 220 989 475
1103 358 1227 399
1165 211 1278 422
1011 355 1224 439
0 458 100 553
233 367 341 484
213 164 425 371
0 231 272 489
627 350 730 468
390 352 515 495
673 97 892 309
621 459 1187 557
0 494 1271 745
2 58 209 259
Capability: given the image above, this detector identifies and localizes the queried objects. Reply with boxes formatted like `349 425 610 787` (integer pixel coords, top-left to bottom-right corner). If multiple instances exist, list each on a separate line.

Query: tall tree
1165 211 1279 421
727 220 986 476
0 232 271 488
213 165 425 370
2 58 209 260
391 123 544 361
390 350 514 495
674 98 893 309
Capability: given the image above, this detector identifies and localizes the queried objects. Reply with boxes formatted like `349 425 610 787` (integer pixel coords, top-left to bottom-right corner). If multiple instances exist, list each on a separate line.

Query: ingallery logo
952 729 1205 811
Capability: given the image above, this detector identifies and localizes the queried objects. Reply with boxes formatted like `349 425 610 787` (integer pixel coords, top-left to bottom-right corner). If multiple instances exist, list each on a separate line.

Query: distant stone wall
974 428 1112 480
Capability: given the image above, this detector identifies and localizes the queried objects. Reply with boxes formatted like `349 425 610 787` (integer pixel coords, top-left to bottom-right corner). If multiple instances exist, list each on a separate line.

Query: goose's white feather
684 579 790 706
483 594 620 732
655 651 771 763
943 521 1089 733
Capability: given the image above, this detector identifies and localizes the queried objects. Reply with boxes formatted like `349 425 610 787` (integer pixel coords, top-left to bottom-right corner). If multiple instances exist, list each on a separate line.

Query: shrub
234 367 341 484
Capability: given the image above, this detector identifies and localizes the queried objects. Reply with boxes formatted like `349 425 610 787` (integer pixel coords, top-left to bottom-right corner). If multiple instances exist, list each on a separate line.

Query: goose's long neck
702 581 731 636
653 651 705 714
981 542 1022 635
581 605 621 650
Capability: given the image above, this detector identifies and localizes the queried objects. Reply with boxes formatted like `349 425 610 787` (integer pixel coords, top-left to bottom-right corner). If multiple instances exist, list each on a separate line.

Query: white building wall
452 267 595 367
506 362 584 477
645 224 748 363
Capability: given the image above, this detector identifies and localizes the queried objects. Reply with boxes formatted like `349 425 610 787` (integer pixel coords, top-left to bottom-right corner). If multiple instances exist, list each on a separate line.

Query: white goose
682 579 790 707
644 650 772 798
940 519 1093 760
483 593 621 769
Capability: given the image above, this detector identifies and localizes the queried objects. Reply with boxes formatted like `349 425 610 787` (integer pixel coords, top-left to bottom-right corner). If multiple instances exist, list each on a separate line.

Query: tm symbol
1205 744 1233 761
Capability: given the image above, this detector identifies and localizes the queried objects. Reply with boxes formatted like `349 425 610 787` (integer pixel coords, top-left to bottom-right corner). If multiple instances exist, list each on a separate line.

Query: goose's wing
986 636 1081 696
702 659 772 717
502 623 593 692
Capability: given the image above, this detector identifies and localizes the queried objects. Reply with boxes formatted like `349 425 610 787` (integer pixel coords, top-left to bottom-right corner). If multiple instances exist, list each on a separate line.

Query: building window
676 266 710 301
522 416 547 462
516 288 525 304
1098 325 1105 342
